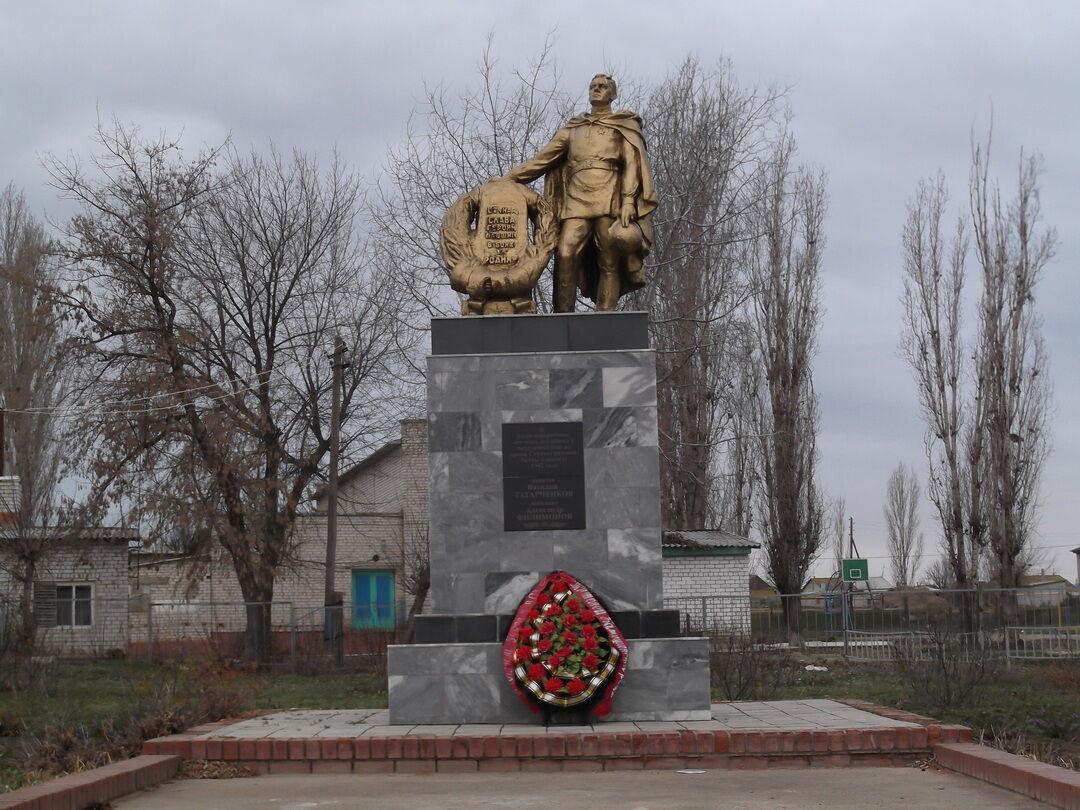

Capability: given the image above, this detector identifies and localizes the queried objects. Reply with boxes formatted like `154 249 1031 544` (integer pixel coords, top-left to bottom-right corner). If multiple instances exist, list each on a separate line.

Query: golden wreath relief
440 178 557 316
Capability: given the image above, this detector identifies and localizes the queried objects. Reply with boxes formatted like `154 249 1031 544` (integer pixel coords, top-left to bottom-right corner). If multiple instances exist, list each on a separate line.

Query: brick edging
0 754 179 810
834 699 974 742
934 742 1080 810
142 720 973 773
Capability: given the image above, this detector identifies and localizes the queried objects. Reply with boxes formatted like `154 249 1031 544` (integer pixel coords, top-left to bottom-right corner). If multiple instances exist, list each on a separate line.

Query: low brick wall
143 711 973 774
935 742 1080 810
0 754 179 810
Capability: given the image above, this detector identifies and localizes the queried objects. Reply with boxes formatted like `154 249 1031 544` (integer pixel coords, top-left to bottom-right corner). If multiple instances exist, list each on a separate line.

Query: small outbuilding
661 529 758 633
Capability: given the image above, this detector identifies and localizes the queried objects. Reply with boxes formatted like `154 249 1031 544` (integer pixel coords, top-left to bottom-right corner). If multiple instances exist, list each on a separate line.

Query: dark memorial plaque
502 422 586 531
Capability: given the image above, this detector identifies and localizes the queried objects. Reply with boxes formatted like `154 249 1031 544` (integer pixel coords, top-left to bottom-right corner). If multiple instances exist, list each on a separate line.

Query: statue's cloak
544 111 656 301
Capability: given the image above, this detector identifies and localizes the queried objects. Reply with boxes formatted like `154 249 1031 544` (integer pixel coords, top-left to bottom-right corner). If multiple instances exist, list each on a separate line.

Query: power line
1 369 279 418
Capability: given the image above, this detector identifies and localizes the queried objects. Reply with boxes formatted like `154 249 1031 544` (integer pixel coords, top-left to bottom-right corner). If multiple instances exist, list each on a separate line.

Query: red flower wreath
503 571 629 717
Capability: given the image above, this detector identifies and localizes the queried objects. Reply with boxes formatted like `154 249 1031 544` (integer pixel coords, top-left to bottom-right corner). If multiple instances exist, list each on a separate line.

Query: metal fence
668 586 1080 661
132 598 409 669
4 595 409 669
7 586 1078 664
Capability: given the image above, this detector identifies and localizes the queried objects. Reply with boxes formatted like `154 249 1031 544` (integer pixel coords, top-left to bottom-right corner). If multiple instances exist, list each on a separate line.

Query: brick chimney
0 476 19 523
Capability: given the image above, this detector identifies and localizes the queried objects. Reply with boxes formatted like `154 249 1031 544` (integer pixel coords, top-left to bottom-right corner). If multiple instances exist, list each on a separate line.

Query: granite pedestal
388 312 710 724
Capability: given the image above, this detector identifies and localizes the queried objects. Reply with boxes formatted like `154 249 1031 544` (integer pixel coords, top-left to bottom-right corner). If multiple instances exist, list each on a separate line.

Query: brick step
0 754 179 810
934 742 1080 810
142 723 973 774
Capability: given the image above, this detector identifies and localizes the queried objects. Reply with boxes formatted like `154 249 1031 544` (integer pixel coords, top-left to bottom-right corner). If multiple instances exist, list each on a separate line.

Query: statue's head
589 74 617 106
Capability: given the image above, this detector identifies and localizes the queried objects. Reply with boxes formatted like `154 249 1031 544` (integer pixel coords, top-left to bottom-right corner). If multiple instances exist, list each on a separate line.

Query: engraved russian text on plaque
502 422 586 531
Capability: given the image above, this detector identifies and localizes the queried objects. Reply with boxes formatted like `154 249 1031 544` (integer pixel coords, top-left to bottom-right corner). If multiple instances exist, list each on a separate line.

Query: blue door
352 570 396 629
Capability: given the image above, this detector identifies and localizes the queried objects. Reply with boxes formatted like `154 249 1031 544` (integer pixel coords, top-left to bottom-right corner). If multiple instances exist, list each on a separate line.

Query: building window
351 570 396 630
56 584 93 627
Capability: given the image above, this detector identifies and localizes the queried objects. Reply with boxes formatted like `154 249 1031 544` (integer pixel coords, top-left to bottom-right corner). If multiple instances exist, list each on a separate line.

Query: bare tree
49 124 410 663
969 144 1053 591
636 57 783 531
902 139 1054 605
374 36 573 334
749 135 827 641
923 557 955 589
0 184 69 649
378 47 789 535
901 174 981 590
884 462 923 588
828 496 846 575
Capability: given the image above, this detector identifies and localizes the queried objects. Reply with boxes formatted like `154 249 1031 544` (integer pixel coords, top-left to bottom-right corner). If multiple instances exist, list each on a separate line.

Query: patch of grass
253 672 386 710
727 656 1079 769
0 658 257 793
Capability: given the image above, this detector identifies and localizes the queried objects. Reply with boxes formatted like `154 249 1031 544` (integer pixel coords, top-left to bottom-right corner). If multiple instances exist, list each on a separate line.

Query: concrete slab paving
113 768 1039 809
201 700 919 739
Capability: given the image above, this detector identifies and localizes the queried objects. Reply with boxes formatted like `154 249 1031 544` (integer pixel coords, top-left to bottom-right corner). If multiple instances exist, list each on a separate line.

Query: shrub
16 658 254 783
892 618 999 716
709 632 799 701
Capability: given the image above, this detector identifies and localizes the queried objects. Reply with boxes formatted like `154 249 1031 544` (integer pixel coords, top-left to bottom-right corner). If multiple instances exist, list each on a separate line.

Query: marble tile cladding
584 446 660 490
494 369 550 409
483 572 539 614
583 406 658 448
549 368 603 409
589 561 662 610
440 529 501 574
387 639 710 724
602 366 656 407
446 450 503 493
388 675 445 724
428 355 482 374
496 535 555 572
429 451 450 493
427 347 666 618
428 412 482 452
388 644 488 675
429 489 502 538
586 485 661 530
445 675 501 720
428 349 654 374
553 530 611 568
448 573 486 612
607 528 662 566
428 371 496 412
500 408 583 424
543 350 655 369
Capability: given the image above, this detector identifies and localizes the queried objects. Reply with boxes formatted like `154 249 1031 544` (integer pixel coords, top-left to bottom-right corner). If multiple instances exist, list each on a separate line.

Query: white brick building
1 527 136 657
128 419 430 650
661 530 758 633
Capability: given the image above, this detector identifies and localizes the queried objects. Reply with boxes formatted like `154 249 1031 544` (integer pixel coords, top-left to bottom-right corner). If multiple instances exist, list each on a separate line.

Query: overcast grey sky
2 1 1077 581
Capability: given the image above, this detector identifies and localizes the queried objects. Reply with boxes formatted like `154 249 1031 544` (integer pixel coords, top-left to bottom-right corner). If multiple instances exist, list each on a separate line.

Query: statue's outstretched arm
504 128 571 184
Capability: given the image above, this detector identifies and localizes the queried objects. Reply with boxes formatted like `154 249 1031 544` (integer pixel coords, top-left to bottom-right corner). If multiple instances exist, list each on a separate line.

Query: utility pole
0 400 6 477
324 336 348 663
842 516 856 657
0 392 6 476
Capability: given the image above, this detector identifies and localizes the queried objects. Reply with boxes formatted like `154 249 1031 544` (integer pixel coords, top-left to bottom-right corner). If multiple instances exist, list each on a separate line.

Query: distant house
0 522 137 657
661 529 758 633
1014 573 1073 609
749 574 775 598
801 575 894 611
128 419 430 647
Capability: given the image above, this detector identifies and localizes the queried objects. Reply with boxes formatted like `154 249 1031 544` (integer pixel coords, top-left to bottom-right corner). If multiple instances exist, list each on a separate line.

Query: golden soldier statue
504 74 657 312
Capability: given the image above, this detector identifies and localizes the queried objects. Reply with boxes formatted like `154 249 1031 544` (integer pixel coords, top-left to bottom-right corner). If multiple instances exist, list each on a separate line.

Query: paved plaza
199 700 920 739
113 768 1037 809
